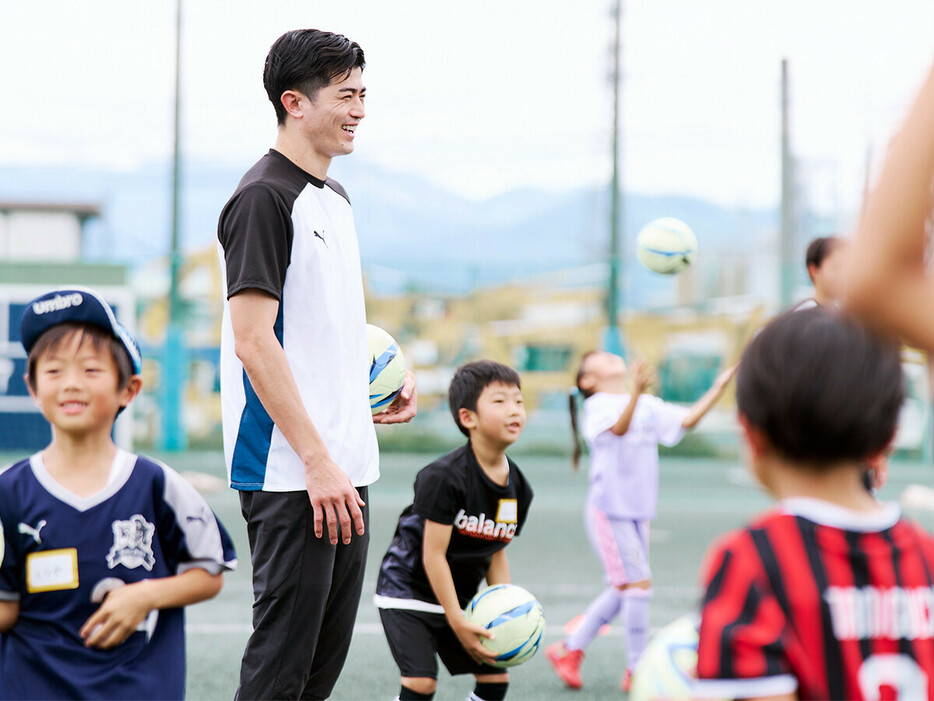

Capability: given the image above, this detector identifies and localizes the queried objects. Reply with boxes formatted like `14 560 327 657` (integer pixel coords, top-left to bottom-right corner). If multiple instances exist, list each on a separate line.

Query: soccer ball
629 614 716 701
367 324 405 415
636 217 698 275
464 584 545 668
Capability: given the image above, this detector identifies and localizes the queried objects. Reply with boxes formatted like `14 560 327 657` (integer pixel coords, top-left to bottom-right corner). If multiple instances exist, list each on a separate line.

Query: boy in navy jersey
694 308 934 701
0 288 236 700
375 361 534 701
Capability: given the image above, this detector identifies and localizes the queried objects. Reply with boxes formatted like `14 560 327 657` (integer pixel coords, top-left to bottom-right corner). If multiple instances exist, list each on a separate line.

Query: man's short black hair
805 236 841 272
737 308 904 465
264 29 366 125
449 360 521 437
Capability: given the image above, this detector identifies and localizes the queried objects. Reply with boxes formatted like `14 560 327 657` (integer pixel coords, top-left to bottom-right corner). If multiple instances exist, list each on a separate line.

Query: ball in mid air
636 217 698 275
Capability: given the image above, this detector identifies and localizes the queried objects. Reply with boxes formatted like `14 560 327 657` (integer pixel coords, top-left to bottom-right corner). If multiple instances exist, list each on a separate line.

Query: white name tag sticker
26 548 79 593
496 499 518 524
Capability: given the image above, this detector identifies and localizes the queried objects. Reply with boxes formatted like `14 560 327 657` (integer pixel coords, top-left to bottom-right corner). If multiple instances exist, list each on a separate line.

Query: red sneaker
620 667 633 693
545 641 584 689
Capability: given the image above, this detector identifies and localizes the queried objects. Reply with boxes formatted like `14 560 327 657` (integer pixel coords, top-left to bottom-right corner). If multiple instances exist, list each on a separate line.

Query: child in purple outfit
546 351 735 692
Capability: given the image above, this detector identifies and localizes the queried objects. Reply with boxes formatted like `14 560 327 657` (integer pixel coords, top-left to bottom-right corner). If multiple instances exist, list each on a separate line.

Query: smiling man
217 29 416 700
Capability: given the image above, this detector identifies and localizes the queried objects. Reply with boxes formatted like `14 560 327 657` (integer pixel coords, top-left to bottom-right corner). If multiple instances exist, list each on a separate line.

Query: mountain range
0 158 794 306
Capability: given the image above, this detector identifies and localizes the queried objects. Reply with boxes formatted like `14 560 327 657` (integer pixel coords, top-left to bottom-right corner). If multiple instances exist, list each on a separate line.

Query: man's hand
450 615 499 665
305 457 366 544
373 369 417 424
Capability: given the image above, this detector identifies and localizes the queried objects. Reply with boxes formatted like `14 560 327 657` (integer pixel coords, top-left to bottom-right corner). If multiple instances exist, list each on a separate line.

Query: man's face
296 67 365 162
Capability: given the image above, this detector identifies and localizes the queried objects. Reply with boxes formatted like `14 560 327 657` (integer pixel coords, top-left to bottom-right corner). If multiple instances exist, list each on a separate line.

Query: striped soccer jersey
696 497 934 700
217 149 378 491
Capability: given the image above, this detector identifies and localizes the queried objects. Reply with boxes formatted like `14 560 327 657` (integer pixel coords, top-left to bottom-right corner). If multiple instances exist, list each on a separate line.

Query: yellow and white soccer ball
464 584 545 668
367 324 406 415
636 217 698 275
629 614 714 701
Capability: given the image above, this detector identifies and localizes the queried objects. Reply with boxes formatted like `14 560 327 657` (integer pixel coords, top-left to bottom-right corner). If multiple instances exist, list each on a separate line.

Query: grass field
8 448 934 699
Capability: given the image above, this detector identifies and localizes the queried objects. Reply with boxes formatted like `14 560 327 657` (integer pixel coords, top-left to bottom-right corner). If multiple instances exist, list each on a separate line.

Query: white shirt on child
582 392 689 519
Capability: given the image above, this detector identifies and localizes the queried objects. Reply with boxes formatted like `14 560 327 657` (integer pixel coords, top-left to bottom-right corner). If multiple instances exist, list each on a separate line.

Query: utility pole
161 0 187 450
604 0 626 357
779 58 796 307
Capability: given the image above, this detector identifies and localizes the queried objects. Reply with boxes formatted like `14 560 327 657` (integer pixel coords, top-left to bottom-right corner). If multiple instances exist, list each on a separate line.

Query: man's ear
458 407 477 432
738 412 771 461
280 90 304 120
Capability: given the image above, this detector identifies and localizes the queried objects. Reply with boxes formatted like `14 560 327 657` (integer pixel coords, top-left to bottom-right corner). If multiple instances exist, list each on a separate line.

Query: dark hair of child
568 350 598 470
448 360 522 437
737 307 903 464
805 236 841 272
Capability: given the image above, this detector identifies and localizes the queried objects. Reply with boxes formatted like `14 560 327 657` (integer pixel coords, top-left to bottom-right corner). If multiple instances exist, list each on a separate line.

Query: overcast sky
2 0 933 225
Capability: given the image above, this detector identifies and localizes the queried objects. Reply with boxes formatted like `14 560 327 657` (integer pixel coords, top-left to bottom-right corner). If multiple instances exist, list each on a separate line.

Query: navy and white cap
20 287 142 374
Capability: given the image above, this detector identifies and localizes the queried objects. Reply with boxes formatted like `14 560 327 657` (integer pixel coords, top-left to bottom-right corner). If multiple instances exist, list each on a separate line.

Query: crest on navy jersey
106 514 156 571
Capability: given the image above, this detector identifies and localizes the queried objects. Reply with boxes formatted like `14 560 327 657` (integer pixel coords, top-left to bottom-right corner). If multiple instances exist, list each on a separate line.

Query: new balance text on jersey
454 509 518 542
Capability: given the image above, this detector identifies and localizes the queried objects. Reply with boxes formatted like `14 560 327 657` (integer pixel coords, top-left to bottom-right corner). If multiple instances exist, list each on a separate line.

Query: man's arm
422 520 497 665
847 59 934 349
229 290 365 545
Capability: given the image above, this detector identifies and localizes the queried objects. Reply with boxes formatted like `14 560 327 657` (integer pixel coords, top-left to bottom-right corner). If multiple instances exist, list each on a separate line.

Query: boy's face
27 332 139 437
460 382 526 448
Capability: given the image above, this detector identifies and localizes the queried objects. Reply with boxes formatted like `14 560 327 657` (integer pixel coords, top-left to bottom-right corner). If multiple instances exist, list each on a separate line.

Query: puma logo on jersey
313 230 328 247
18 520 47 545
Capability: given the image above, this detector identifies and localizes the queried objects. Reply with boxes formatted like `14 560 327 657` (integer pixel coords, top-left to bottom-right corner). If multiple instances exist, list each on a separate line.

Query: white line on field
188 622 614 637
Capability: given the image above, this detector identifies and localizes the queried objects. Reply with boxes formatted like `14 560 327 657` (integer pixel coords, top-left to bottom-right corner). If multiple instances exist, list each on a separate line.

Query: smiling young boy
0 288 236 700
374 361 534 701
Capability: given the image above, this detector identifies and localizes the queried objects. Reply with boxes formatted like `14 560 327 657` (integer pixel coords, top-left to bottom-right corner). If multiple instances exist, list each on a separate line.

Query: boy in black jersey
375 360 534 701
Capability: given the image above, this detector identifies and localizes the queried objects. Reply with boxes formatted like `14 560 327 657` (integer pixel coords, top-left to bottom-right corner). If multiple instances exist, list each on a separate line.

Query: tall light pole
160 0 187 450
604 0 626 357
779 58 796 308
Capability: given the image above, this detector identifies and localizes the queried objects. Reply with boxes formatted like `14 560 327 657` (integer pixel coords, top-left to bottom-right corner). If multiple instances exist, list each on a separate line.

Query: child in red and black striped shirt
695 308 934 701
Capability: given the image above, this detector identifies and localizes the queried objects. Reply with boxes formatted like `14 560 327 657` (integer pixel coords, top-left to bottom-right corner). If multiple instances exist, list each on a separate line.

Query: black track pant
235 487 369 700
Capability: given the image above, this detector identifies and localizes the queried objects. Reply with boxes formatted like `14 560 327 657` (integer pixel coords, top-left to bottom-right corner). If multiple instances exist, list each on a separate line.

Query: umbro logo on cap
20 287 142 374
